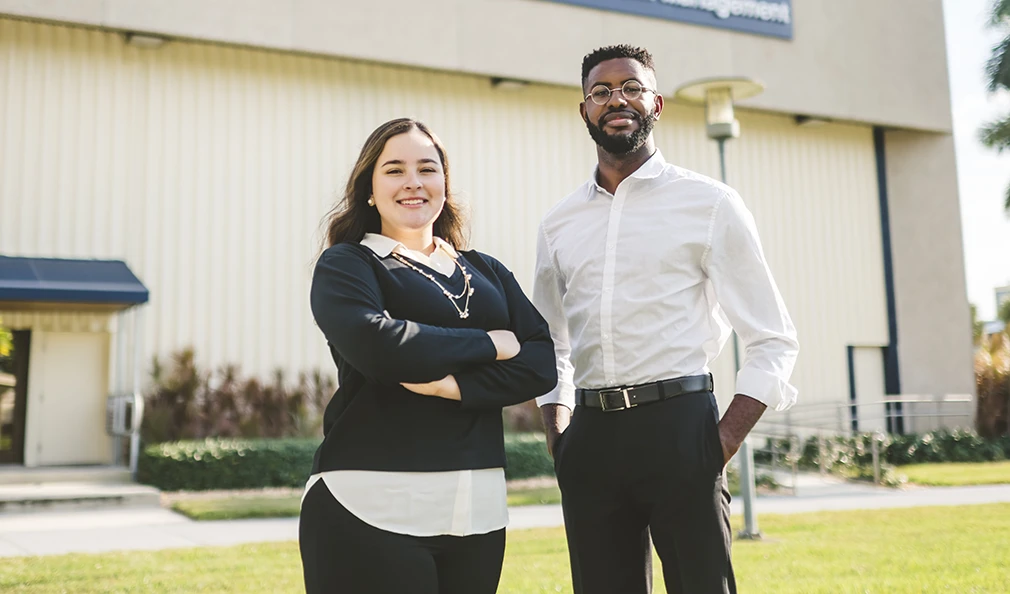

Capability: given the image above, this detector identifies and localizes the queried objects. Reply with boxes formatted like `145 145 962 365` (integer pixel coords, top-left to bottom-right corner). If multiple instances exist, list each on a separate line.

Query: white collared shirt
533 151 799 411
304 233 508 537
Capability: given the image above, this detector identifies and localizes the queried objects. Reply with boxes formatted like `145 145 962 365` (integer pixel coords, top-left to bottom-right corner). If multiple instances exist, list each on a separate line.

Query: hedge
756 428 1010 479
883 429 1010 465
502 433 555 480
139 433 555 491
141 429 1010 491
137 438 319 491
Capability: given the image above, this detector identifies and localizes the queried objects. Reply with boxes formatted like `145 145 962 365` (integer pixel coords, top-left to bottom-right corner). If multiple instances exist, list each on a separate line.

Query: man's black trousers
554 390 736 594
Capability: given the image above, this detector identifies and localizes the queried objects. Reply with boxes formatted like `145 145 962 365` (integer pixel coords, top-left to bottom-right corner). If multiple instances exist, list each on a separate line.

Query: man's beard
585 110 657 155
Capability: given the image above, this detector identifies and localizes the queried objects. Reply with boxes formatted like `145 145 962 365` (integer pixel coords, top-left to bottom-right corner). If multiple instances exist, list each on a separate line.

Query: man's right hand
540 403 572 459
487 330 520 361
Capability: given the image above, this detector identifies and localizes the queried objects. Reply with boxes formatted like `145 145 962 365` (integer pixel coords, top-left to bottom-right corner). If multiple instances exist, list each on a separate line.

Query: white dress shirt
304 233 508 537
533 150 799 411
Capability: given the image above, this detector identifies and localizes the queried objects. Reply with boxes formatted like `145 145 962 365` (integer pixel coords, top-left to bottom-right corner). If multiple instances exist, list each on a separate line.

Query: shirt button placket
601 192 623 386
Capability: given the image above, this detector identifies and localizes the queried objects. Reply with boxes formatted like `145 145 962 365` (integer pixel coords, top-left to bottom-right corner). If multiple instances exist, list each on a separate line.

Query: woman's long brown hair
322 118 468 250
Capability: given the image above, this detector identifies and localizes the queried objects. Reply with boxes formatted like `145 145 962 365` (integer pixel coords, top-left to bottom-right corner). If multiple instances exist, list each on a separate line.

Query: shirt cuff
536 381 575 411
735 367 798 411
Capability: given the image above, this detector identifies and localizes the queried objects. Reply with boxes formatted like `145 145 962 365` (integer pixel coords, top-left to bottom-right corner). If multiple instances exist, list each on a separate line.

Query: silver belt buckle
599 387 633 412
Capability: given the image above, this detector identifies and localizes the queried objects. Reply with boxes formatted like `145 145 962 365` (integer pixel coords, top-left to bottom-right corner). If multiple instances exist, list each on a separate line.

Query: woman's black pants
299 480 506 594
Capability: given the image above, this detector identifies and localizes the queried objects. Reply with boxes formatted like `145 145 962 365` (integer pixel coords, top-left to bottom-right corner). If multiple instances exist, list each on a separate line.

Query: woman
300 118 557 593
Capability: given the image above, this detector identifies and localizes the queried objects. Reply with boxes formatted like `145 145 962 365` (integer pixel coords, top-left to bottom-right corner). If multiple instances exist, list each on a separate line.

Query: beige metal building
0 0 975 467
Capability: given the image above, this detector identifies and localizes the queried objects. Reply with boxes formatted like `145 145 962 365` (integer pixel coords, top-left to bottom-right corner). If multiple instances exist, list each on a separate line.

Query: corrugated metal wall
0 18 887 410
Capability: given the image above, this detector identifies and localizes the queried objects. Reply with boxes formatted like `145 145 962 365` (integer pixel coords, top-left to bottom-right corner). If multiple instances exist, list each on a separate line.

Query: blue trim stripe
847 345 858 433
873 127 904 433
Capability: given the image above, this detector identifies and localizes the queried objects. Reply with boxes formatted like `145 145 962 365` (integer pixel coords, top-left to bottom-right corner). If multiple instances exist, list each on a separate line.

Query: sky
943 0 1010 320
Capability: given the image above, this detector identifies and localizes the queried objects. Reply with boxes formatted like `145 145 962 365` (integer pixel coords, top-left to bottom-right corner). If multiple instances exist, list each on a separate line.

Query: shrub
759 428 1010 482
144 349 553 443
142 349 333 443
724 464 780 495
0 319 13 374
503 400 544 433
503 433 554 480
884 428 1009 465
137 438 318 491
140 433 557 491
839 462 908 488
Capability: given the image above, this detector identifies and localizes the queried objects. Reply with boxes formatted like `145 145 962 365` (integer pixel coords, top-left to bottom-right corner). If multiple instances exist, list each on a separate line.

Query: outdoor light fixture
674 75 766 540
795 114 830 128
674 76 765 141
124 32 167 49
490 77 528 91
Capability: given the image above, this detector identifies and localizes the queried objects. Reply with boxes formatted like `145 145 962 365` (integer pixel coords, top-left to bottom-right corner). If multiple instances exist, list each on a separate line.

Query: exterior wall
884 130 976 423
0 18 890 418
0 0 953 133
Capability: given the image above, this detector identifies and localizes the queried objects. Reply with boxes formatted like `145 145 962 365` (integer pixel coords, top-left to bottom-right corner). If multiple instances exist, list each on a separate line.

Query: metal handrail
729 395 978 496
753 414 972 433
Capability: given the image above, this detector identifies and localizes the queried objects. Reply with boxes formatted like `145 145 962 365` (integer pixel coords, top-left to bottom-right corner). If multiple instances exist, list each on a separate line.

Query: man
533 45 799 594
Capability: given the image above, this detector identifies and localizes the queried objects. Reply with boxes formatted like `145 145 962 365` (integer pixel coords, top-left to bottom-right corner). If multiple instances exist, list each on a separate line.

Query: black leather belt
576 374 714 412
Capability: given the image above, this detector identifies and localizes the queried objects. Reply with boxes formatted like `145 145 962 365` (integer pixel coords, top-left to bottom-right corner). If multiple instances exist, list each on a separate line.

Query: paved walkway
3 476 1010 558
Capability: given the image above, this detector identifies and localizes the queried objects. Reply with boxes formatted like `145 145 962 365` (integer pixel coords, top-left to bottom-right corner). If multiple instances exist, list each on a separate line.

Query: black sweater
308 242 558 474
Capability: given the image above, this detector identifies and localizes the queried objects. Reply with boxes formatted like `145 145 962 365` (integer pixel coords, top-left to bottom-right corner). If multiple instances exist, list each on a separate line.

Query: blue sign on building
539 0 793 40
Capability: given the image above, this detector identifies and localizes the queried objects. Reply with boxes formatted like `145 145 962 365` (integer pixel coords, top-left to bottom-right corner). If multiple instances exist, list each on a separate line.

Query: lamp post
674 76 765 541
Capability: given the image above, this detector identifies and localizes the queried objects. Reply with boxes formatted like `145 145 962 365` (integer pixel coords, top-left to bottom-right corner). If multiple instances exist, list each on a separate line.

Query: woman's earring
367 197 375 207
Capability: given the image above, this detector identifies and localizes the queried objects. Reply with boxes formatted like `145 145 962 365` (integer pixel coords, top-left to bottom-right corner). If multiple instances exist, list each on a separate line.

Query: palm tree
974 330 1010 437
979 0 1010 214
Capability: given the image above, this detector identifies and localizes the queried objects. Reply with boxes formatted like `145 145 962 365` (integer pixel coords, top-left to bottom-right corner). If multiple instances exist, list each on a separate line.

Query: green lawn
170 478 748 520
173 483 564 520
3 504 1009 593
501 479 756 507
505 485 561 507
171 495 303 521
502 503 1010 593
900 460 1010 486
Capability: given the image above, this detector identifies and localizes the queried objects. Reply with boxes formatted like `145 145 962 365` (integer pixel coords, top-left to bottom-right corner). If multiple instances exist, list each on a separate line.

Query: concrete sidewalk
3 478 1010 558
0 508 295 558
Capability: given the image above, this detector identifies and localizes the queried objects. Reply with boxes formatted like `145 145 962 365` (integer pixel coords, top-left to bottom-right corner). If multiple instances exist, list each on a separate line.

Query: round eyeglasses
584 80 656 105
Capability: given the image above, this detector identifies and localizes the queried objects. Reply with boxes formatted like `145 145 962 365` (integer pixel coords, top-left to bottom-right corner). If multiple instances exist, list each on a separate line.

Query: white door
34 332 111 465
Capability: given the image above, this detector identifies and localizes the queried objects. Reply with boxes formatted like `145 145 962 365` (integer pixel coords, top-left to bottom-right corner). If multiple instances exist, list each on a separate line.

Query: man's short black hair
581 45 655 90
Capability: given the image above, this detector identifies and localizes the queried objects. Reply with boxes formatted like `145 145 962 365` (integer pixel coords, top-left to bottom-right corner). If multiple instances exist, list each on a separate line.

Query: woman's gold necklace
391 252 474 319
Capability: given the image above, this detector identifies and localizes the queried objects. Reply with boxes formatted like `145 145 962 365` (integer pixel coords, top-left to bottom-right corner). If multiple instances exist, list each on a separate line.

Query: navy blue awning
0 256 149 306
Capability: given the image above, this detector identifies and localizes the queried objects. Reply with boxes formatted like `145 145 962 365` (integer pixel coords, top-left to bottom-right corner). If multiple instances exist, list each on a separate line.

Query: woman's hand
401 374 461 401
487 330 520 361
